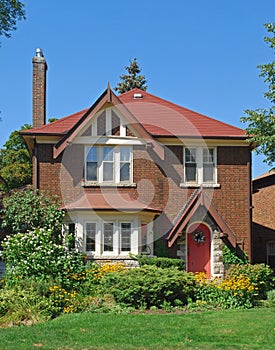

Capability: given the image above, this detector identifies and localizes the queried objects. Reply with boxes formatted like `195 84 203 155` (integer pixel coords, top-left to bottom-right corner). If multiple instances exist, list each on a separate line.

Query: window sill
82 181 137 188
180 183 221 189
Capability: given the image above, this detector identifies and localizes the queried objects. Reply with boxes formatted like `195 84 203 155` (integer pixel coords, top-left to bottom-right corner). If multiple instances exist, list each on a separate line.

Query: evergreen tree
241 23 275 168
114 58 147 94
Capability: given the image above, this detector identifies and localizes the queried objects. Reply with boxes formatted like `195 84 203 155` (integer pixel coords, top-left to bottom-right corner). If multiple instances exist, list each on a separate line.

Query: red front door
187 223 211 277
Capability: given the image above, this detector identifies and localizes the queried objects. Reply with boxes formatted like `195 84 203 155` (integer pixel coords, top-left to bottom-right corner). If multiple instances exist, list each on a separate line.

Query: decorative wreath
192 230 205 244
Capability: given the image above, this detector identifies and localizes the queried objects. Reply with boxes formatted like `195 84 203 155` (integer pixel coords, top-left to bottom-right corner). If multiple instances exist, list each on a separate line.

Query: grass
0 308 274 349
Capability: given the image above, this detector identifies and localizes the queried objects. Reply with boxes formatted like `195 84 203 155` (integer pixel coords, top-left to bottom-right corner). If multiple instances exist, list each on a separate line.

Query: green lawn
0 308 274 349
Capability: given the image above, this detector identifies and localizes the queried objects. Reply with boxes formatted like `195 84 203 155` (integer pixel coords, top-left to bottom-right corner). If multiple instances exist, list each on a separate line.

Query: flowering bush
226 264 274 299
2 228 88 289
194 273 257 309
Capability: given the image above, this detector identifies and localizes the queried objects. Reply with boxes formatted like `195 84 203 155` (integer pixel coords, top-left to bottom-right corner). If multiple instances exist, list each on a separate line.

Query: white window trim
84 221 98 253
84 145 134 186
119 221 133 255
181 147 220 188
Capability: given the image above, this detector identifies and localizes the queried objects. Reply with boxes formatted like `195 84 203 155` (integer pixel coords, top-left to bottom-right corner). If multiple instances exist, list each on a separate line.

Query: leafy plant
101 266 196 309
226 263 275 299
1 228 88 290
194 273 257 309
138 256 185 270
1 187 64 234
222 245 249 268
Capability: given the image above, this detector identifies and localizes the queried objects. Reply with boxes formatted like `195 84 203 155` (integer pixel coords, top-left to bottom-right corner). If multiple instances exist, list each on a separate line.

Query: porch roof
166 189 237 247
63 192 161 213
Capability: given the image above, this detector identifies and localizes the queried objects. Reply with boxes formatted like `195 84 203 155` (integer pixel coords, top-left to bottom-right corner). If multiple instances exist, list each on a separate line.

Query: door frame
186 221 213 276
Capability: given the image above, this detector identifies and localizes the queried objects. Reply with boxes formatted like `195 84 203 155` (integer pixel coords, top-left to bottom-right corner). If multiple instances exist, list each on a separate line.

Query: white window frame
183 147 217 185
85 145 133 185
120 222 132 253
85 222 97 253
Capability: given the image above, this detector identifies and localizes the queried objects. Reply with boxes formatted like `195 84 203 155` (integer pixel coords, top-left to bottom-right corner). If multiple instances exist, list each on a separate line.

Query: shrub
2 228 88 290
0 287 56 326
194 273 256 309
101 265 196 309
138 256 185 270
222 246 249 268
1 188 64 234
226 264 275 299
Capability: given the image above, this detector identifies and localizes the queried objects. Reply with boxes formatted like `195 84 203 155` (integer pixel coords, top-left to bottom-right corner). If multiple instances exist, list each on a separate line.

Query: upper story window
85 146 132 184
183 147 217 185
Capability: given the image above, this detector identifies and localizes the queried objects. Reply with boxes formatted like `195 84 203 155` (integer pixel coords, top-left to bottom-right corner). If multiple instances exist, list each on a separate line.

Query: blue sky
0 0 274 177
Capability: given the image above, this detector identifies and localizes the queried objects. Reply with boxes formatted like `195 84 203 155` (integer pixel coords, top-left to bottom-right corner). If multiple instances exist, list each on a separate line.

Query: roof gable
166 189 237 248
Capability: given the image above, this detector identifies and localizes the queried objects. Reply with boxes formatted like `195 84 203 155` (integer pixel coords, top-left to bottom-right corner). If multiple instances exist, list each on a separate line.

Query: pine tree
114 58 147 94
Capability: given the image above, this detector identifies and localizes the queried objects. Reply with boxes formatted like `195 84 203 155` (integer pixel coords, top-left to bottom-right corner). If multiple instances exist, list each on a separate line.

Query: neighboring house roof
63 192 161 213
166 189 237 247
22 87 246 139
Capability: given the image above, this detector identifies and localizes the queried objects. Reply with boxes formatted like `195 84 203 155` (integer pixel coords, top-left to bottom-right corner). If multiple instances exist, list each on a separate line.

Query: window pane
185 164 197 182
185 148 196 163
203 164 214 182
103 147 114 161
87 147 97 161
120 147 130 162
87 162 97 181
203 148 214 182
104 223 114 252
103 163 113 181
120 163 130 181
86 223 96 252
121 223 131 252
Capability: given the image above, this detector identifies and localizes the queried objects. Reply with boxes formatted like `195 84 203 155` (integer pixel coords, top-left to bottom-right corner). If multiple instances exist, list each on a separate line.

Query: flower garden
0 226 274 327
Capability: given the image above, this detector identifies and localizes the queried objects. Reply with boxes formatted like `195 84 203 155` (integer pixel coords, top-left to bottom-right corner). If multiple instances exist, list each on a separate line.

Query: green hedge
101 265 195 309
138 256 185 270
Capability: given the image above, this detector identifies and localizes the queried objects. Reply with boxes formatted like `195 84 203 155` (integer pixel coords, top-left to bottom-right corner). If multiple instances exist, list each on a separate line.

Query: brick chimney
32 48 47 128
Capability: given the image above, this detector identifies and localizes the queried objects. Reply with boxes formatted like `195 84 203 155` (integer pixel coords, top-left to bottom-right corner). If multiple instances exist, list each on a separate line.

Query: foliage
101 265 196 309
0 124 32 190
1 228 88 289
114 58 147 94
0 0 25 44
222 245 249 268
138 256 185 270
0 287 55 327
241 23 275 167
226 263 275 299
194 272 257 309
1 187 64 234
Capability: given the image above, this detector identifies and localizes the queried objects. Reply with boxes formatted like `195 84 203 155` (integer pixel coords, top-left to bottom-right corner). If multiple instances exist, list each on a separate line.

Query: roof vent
134 93 143 99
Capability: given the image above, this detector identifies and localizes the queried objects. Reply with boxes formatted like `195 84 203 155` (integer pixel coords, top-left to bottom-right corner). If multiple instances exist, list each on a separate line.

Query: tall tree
114 58 147 94
0 124 32 190
241 23 275 168
0 0 25 43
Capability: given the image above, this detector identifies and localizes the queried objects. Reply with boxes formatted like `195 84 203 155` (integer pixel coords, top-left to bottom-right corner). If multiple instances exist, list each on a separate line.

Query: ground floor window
84 220 134 255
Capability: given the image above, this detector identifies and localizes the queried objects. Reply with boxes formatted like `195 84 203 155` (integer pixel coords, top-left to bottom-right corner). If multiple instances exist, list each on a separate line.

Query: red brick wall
252 174 275 264
35 143 251 254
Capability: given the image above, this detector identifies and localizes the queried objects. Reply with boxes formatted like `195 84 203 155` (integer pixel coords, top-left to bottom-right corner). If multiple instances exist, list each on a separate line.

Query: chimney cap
36 48 44 58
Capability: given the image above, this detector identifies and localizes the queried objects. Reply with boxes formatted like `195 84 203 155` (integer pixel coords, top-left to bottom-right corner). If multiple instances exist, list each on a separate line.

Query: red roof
63 192 160 212
23 88 246 138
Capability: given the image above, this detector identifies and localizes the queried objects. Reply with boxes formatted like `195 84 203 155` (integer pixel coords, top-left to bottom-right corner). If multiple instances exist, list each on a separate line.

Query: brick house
21 50 252 277
252 170 275 268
